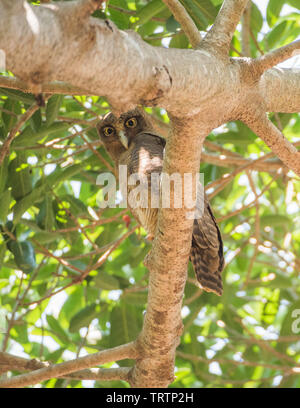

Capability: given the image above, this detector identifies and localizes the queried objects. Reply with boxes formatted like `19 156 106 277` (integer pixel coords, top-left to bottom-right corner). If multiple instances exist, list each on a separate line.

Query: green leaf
250 2 263 33
11 323 29 344
12 164 82 224
215 131 256 145
1 220 16 249
179 0 217 31
109 303 143 348
121 290 148 305
13 122 70 147
0 189 11 225
0 88 35 105
265 21 287 49
33 231 62 245
8 153 32 200
46 315 70 344
46 95 64 127
260 214 292 228
12 184 46 224
192 0 217 22
30 109 42 132
59 286 85 325
134 0 167 27
166 15 180 32
267 0 285 27
61 194 88 217
69 303 100 333
95 223 123 247
47 164 83 187
287 0 300 9
93 271 120 290
9 240 36 274
108 0 131 29
0 244 6 270
45 348 66 364
0 157 8 195
169 33 189 49
2 99 21 132
37 193 55 231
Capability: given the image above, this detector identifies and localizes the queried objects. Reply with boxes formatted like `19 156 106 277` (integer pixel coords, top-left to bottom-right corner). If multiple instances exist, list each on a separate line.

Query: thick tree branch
0 2 299 115
2 0 23 9
0 76 92 95
253 40 300 75
204 0 249 53
261 68 300 113
0 352 49 373
63 367 131 382
243 112 300 177
129 117 210 387
162 0 202 48
0 352 131 382
201 152 282 172
241 1 251 57
63 0 105 18
0 341 137 388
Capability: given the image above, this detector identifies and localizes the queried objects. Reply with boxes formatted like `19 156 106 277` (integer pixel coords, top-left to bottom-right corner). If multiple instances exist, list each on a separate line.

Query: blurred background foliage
0 0 299 388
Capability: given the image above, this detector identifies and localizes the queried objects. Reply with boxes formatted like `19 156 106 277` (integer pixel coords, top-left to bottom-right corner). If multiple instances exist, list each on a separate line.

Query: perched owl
97 108 224 296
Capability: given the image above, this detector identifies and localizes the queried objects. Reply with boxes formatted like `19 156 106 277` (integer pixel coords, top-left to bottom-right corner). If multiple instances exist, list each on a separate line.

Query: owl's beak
118 131 129 149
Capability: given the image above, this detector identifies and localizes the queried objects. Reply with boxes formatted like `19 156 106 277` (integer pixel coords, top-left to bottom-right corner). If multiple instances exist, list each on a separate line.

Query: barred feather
97 110 224 296
190 201 224 296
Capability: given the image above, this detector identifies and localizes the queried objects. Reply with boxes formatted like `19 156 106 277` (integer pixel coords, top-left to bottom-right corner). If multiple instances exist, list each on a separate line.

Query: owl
97 108 224 296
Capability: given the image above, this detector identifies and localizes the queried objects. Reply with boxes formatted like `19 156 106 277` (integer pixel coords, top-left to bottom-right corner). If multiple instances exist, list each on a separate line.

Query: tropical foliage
0 0 299 388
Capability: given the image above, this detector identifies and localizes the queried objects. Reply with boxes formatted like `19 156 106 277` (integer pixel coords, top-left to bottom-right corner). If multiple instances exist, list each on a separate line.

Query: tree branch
201 152 282 172
0 2 299 115
0 352 131 382
204 0 249 53
162 0 202 48
244 112 300 177
0 342 137 388
2 0 23 10
176 350 300 374
261 68 300 113
0 76 92 95
241 1 251 57
253 40 300 75
63 367 131 382
63 0 105 19
0 102 41 165
129 117 210 387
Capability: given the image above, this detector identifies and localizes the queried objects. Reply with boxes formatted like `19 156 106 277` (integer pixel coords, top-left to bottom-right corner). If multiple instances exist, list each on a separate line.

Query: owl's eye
125 117 137 128
103 126 115 137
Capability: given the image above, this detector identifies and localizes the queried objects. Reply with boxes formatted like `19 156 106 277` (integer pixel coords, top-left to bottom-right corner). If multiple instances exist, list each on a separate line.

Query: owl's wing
122 132 165 237
143 133 166 149
122 132 224 296
126 132 165 175
190 197 224 296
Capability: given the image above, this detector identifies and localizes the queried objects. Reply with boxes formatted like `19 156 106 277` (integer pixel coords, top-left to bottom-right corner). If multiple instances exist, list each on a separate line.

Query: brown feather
97 109 224 296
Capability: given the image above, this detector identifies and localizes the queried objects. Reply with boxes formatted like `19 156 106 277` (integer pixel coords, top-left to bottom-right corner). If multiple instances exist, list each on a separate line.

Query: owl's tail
190 244 223 296
189 207 224 296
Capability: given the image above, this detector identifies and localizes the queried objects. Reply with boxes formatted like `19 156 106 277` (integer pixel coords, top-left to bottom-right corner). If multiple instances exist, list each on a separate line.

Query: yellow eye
125 117 137 128
103 126 115 137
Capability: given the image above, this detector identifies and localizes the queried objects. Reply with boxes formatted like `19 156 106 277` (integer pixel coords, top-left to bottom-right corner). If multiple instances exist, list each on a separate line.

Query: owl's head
97 108 152 160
